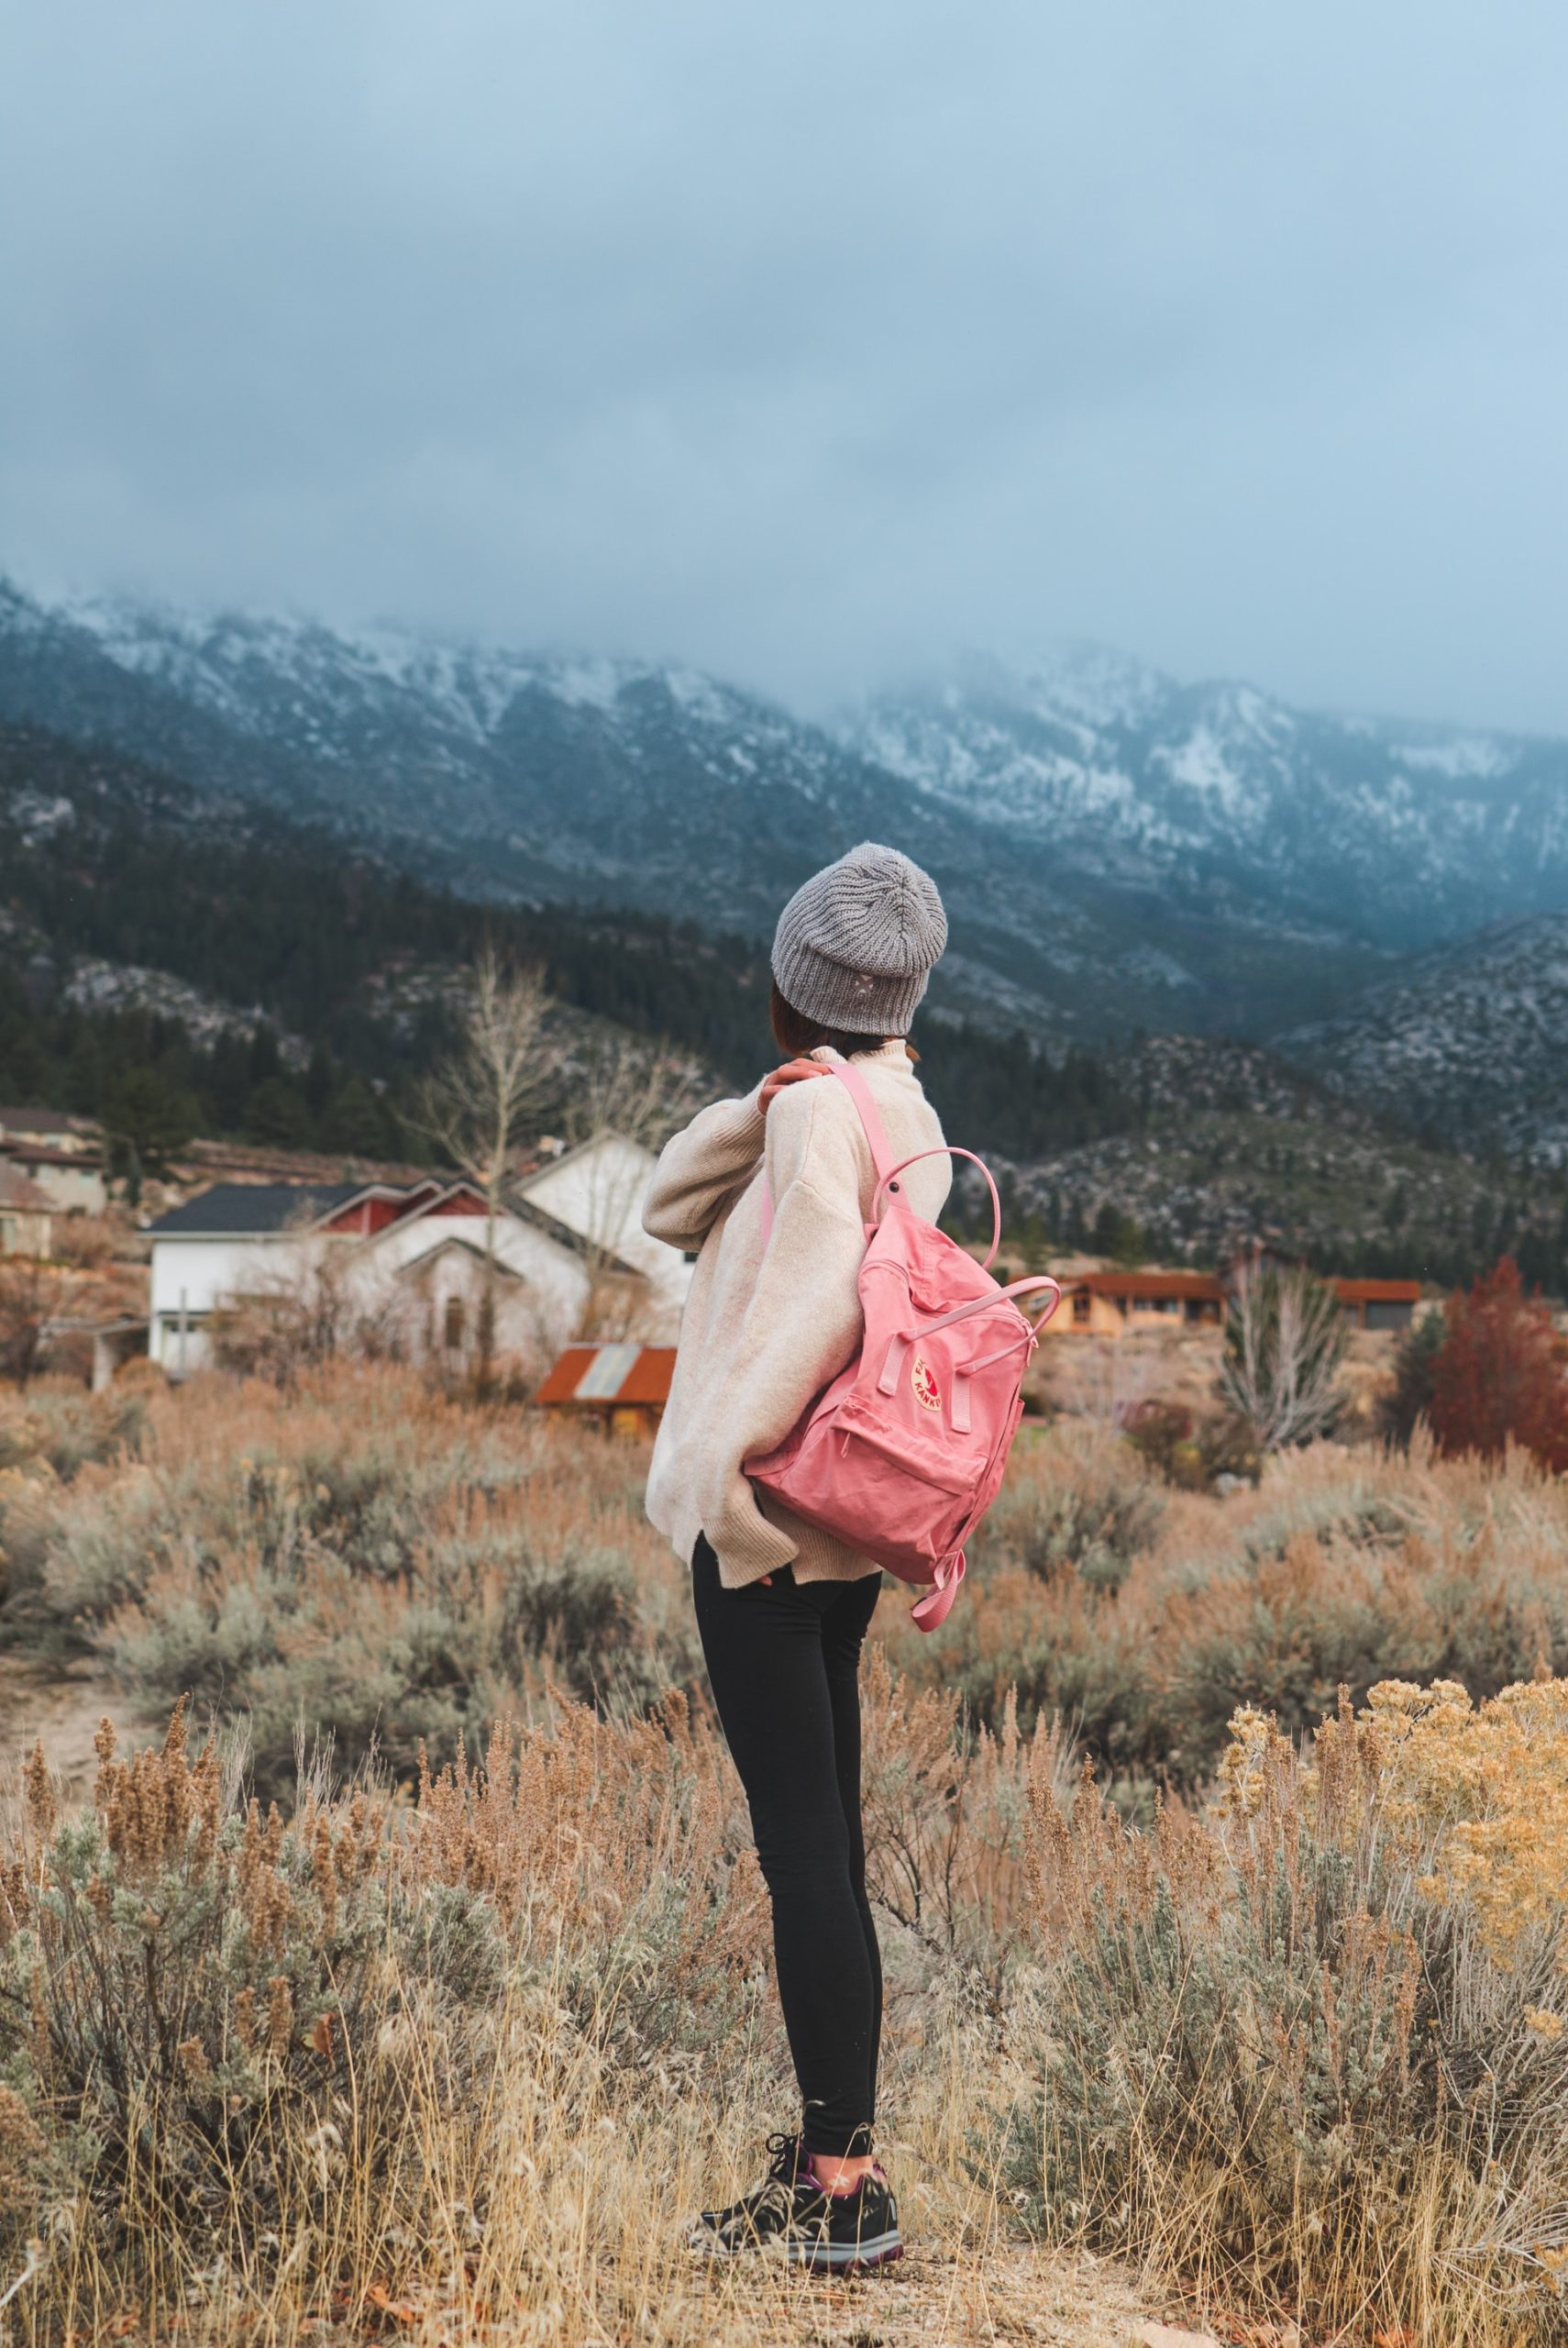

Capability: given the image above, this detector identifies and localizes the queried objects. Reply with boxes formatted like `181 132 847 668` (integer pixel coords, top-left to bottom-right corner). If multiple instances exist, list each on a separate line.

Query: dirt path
0 1650 148 1799
757 2243 1158 2344
647 2241 1170 2348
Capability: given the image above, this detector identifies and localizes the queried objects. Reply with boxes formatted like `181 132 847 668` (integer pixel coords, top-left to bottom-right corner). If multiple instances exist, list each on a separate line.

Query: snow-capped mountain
844 648 1568 946
1279 914 1568 1166
0 579 1377 1042
4 578 1568 1061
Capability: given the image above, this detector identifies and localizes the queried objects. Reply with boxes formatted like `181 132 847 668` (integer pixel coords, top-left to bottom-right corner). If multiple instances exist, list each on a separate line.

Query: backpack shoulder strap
755 1056 895 1246
827 1058 896 1186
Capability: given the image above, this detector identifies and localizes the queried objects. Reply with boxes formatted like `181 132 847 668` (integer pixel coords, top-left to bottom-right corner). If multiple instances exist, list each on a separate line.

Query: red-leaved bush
1430 1257 1568 1474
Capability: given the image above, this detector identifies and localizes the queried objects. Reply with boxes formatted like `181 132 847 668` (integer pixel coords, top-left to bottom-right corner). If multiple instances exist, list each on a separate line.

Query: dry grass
0 1657 1146 2348
4 1371 1568 2342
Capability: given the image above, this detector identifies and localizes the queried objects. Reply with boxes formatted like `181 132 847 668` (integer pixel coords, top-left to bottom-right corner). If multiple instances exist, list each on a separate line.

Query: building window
1072 1290 1092 1326
443 1295 466 1350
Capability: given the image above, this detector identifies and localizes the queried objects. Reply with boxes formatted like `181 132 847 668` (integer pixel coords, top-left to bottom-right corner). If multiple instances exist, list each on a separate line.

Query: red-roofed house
1055 1269 1226 1335
1052 1266 1422 1336
1331 1279 1423 1332
144 1175 662 1378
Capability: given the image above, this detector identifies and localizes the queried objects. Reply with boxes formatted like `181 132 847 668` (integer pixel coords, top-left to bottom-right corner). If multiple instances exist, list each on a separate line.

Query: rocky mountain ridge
3 578 1567 1159
1282 913 1568 1168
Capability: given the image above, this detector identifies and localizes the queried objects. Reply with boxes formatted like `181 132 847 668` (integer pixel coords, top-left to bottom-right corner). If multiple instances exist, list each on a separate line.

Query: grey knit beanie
771 842 947 1036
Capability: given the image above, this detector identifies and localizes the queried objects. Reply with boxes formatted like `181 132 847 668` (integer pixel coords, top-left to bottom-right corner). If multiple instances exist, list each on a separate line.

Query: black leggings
691 1535 882 2157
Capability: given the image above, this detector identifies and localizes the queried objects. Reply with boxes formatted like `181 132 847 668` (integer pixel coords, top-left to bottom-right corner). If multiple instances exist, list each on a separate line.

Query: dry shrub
412 1694 770 2061
858 1644 1072 1979
7 1364 1568 2343
0 1375 144 1484
1123 1398 1262 1491
981 1419 1166 1593
47 1214 117 1270
0 1690 778 2322
889 1422 1568 1800
10 1369 1568 1822
1006 1677 1568 2345
1 1678 1059 2346
0 1380 148 1614
0 1368 698 1797
6 1666 1567 2347
8 1543 1568 2348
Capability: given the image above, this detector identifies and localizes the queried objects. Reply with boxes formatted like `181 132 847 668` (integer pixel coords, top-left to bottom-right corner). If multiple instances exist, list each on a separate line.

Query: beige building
1050 1266 1421 1336
0 1109 108 1214
0 1162 53 1257
1054 1269 1226 1335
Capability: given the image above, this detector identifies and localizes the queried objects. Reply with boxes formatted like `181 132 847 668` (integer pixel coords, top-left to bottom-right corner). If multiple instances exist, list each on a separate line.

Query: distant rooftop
535 1343 676 1410
147 1182 369 1236
1068 1269 1224 1301
0 1106 98 1138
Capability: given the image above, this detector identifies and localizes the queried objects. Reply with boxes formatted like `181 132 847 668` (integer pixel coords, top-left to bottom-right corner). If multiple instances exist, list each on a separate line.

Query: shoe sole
790 2231 905 2273
686 2229 905 2273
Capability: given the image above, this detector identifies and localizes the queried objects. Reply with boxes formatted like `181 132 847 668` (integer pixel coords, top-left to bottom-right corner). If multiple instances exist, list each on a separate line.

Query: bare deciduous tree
209 1224 405 1387
415 950 557 1383
563 1034 701 1336
1219 1261 1348 1450
0 1256 65 1386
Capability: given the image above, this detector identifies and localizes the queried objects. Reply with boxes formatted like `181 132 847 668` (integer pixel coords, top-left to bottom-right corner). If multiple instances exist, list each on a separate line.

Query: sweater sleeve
641 1084 768 1253
694 1080 869 1578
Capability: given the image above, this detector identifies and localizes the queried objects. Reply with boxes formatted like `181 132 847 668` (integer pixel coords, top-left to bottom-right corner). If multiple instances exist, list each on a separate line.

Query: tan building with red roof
1052 1266 1421 1335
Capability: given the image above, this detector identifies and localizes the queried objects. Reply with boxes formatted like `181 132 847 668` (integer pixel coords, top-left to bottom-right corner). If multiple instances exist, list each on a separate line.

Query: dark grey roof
148 1182 368 1236
0 1106 96 1136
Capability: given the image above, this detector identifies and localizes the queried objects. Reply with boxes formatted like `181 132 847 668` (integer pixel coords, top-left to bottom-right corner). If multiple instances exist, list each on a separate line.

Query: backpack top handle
875 1148 1001 1272
827 1060 1006 1273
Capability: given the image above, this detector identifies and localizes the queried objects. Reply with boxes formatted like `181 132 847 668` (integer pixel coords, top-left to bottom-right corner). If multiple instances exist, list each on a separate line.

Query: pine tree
102 1067 199 1174
1376 1305 1446 1448
245 1078 313 1148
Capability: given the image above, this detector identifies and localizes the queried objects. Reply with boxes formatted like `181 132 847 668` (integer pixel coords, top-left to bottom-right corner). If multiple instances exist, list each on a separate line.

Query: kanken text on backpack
745 1061 1059 1630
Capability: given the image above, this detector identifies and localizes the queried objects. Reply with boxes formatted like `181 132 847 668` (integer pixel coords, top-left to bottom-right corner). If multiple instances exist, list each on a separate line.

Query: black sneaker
686 2132 904 2272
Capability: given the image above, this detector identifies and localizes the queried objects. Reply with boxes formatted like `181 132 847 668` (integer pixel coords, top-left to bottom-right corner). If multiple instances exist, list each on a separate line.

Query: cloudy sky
2 0 1565 727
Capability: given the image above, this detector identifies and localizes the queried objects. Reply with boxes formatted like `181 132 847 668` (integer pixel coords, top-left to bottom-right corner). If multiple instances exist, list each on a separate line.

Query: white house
145 1163 687 1378
513 1131 692 1335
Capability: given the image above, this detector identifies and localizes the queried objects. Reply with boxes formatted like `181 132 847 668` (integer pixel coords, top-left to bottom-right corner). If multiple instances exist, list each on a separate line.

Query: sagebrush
6 1367 1568 2341
5 1670 1568 2342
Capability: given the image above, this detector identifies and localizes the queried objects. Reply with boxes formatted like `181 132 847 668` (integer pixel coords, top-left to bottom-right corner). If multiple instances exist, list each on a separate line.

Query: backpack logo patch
911 1352 941 1412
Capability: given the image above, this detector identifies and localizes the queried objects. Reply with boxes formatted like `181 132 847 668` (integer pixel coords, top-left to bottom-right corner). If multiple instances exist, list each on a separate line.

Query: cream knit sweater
642 1042 949 1588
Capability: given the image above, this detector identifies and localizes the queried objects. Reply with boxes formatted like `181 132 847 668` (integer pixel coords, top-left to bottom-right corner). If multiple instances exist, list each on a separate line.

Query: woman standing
642 841 950 2273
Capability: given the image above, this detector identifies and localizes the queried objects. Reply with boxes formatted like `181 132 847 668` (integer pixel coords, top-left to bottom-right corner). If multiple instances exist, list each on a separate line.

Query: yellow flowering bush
1359 1675 1568 1961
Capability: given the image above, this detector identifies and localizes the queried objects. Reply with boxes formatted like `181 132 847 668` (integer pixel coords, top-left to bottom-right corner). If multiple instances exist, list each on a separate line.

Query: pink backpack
745 1062 1060 1631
